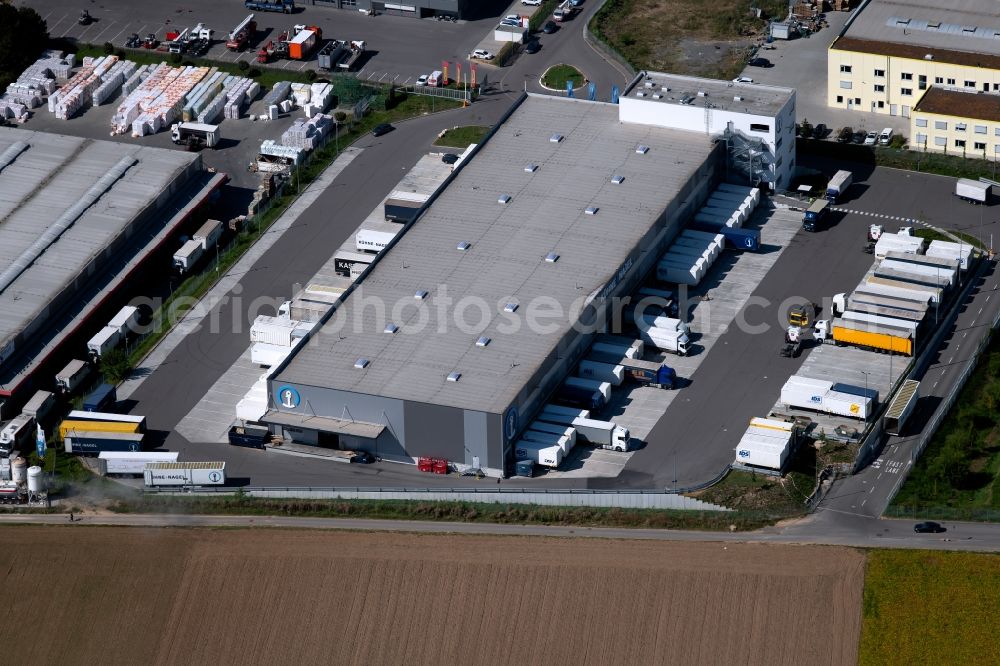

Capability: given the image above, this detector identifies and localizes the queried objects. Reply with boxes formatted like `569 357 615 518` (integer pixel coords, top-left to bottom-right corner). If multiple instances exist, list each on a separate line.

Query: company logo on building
209 471 222 483
277 385 301 409
504 406 519 443
738 449 750 458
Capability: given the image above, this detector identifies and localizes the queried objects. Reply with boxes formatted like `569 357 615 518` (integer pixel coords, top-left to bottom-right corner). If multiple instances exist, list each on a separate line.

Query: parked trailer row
537 405 630 451
779 375 873 420
98 451 178 475
144 461 226 486
884 379 920 436
734 417 797 470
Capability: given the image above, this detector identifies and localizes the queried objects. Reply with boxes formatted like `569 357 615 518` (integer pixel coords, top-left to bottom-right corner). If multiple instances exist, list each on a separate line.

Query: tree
100 348 134 384
0 5 48 91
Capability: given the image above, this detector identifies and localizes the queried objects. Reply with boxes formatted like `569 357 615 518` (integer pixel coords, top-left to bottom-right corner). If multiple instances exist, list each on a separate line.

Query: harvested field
0 527 864 665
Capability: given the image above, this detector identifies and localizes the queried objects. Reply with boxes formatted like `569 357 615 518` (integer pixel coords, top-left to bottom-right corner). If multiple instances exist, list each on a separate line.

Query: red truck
226 15 257 51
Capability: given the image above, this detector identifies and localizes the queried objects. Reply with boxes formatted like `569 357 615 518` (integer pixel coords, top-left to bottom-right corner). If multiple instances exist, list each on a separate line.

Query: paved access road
1 511 997 552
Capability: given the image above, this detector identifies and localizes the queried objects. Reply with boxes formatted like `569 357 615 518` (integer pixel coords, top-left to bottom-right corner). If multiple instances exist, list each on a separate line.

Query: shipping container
384 191 428 223
193 218 224 250
21 391 56 423
832 319 914 355
355 227 398 253
65 431 144 454
87 326 121 359
59 419 139 439
884 379 920 436
98 451 178 475
107 306 141 336
250 315 299 346
83 383 117 412
144 461 226 486
67 411 146 432
564 377 612 402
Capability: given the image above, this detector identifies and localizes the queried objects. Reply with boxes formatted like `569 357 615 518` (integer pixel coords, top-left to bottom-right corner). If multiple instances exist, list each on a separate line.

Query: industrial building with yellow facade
827 0 1000 159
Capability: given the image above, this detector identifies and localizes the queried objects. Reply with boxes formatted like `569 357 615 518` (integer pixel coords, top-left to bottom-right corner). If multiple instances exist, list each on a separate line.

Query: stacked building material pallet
262 81 291 109
93 60 138 106
304 82 333 115
121 65 151 96
111 63 208 136
220 77 258 120
280 114 333 151
181 68 223 121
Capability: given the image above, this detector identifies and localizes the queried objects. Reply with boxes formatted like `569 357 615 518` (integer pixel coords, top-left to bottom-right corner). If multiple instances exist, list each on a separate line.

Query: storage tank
11 457 27 484
26 466 44 493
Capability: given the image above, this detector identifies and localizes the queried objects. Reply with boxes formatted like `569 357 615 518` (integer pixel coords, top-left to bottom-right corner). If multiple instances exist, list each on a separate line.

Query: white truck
0 413 35 456
638 326 690 356
955 178 991 204
107 306 141 338
577 360 624 386
193 219 224 250
514 439 562 467
56 359 91 394
173 238 205 273
170 122 220 149
87 326 121 360
355 226 399 253
98 451 179 476
537 407 630 452
143 461 226 486
521 428 573 455
21 391 56 423
527 421 577 447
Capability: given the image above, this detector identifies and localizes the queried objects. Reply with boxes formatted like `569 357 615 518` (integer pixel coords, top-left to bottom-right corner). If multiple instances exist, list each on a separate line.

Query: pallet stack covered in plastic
0 50 73 121
110 63 209 136
280 114 332 151
93 59 138 106
303 82 333 116
221 77 259 121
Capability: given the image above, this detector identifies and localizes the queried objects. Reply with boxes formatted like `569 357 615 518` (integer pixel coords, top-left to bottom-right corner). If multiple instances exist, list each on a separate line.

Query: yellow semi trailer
831 318 914 356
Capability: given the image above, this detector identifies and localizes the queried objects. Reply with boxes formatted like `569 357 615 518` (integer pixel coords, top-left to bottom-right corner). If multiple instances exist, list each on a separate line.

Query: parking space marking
91 21 117 43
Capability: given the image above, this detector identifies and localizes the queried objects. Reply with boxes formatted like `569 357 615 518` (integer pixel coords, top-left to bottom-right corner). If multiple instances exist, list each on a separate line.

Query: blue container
83 383 117 412
688 223 760 251
832 382 879 404
515 458 535 477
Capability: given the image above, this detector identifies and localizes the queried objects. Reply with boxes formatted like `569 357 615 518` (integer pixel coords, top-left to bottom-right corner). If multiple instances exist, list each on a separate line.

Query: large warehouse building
827 0 1000 135
0 128 225 417
266 78 794 476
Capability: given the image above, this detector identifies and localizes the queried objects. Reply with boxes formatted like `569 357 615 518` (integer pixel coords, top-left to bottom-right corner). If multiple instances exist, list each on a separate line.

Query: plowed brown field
0 527 864 665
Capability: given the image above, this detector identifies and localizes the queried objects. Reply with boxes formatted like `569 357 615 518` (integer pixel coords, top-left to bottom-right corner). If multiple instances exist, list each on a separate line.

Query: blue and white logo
738 449 750 458
504 406 519 443
277 385 301 409
208 471 222 483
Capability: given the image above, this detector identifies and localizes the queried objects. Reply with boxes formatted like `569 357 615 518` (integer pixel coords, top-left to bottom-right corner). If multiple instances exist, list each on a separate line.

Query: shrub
103 41 115 55
237 60 249 71
248 67 262 77
305 69 317 81
333 111 347 123
169 53 182 64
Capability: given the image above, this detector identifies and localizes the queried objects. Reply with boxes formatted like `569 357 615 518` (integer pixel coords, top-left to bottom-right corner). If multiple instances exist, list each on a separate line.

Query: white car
864 131 878 145
415 74 429 86
471 49 495 60
522 0 542 5
500 18 521 27
505 14 522 21
732 76 753 83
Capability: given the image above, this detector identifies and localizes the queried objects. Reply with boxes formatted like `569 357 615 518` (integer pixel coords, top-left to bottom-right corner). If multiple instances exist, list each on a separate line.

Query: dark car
837 127 853 143
748 57 772 68
352 451 376 464
812 123 828 140
524 39 541 54
914 521 946 533
542 20 558 34
852 130 867 144
441 153 459 165
371 123 394 137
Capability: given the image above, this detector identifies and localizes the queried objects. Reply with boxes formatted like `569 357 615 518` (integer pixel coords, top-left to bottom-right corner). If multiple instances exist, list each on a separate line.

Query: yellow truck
831 318 914 356
58 419 140 439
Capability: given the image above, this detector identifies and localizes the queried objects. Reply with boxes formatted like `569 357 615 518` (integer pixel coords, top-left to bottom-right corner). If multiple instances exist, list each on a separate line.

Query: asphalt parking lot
25 0 505 82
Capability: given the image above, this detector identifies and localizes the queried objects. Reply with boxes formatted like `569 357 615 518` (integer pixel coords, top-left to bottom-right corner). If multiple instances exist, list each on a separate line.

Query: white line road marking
948 356 954 363
963 331 968 338
877 472 883 480
862 499 867 507
109 27 128 44
933 380 939 388
50 13 68 34
869 487 875 494
987 295 992 303
91 22 116 43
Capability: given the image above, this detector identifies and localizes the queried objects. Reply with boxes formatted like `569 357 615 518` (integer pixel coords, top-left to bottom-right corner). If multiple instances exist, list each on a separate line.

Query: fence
145 486 733 510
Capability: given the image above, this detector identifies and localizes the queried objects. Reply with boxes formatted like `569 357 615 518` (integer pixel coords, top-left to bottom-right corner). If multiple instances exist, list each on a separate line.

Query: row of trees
0 4 48 94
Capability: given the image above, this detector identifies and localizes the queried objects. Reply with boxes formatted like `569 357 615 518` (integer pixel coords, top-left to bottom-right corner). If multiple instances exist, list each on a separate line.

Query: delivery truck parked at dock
144 461 226 486
538 406 630 451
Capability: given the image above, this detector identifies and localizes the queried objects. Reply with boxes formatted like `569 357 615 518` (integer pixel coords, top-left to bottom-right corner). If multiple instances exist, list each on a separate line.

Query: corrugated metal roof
275 94 713 414
842 0 1000 57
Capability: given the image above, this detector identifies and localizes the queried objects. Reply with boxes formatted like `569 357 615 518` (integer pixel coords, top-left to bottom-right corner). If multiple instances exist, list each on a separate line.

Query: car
524 39 541 54
748 57 772 68
837 127 853 143
470 49 495 60
570 0 584 5
415 74 429 86
852 130 867 144
500 19 521 27
505 14 522 20
522 0 542 4
812 123 828 140
878 127 894 145
542 21 558 33
914 521 946 533
864 130 878 145
732 76 753 83
371 123 394 137
441 153 459 165
351 451 376 464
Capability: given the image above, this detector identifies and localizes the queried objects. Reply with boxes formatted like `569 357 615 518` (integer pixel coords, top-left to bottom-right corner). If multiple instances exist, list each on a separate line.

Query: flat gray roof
627 72 794 116
0 128 198 370
842 0 1000 57
276 94 714 414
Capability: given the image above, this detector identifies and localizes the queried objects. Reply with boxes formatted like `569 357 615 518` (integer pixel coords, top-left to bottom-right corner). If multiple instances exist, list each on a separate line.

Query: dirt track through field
0 526 864 665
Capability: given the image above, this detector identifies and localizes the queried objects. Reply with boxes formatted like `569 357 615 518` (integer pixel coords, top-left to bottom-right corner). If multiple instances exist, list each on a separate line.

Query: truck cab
802 199 829 232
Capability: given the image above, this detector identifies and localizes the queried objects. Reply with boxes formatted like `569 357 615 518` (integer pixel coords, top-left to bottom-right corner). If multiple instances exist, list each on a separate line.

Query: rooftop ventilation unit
549 133 563 143
524 163 538 172
661 86 671 92
447 372 461 382
498 194 511 204
635 145 649 154
697 90 707 97
652 93 662 99
611 174 625 184
476 336 491 347
644 81 655 88
504 302 519 313
384 323 399 334
636 91 647 97
457 241 471 251
733 95 744 101
354 358 370 369
414 289 429 300
585 206 598 215
545 251 559 263
924 53 933 60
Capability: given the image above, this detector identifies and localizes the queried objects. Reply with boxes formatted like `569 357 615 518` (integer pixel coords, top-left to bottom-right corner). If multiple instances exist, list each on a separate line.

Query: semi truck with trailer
638 326 690 355
55 359 90 394
802 199 830 232
144 461 226 486
825 170 852 202
884 379 920 436
87 326 121 360
21 391 56 424
537 407 630 451
955 178 990 204
244 0 294 13
0 414 35 457
815 317 914 356
553 383 605 411
173 238 205 274
618 358 677 389
171 122 220 149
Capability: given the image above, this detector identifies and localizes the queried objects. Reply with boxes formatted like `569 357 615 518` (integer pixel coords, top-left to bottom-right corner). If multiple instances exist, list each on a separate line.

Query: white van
878 128 894 145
